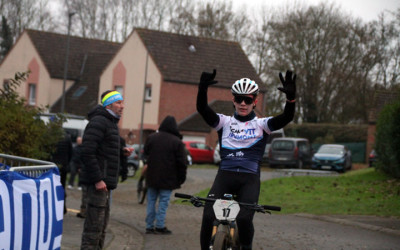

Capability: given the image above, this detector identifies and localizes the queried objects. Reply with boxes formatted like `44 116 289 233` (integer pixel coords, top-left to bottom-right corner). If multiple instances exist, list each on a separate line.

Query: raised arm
196 69 220 127
268 70 296 131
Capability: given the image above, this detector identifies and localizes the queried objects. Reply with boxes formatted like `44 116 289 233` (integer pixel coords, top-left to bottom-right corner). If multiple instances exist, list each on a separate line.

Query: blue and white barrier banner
0 167 64 250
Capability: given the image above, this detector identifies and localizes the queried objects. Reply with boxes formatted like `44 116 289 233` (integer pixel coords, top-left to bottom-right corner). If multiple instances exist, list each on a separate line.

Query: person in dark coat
68 136 83 189
80 90 124 249
119 136 130 183
143 115 187 234
51 131 73 214
71 136 87 219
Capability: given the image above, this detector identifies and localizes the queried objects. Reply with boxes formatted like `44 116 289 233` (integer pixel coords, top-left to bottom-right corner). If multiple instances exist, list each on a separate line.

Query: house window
145 84 152 101
28 83 36 106
115 85 124 96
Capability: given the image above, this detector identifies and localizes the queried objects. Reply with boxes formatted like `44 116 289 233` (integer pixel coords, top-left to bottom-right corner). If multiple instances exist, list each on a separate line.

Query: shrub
375 98 400 178
0 72 64 160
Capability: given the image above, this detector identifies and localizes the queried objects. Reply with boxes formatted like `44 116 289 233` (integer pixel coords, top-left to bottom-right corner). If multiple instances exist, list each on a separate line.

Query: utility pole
138 52 149 163
60 12 75 113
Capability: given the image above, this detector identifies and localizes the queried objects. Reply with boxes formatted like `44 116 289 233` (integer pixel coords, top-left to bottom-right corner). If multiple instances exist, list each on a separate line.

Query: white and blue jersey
214 113 273 175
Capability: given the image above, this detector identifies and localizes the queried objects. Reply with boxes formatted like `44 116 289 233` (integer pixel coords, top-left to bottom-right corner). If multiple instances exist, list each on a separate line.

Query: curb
295 213 400 237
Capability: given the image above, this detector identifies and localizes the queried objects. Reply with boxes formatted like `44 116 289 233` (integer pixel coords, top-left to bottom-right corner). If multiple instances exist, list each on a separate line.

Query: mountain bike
175 192 281 250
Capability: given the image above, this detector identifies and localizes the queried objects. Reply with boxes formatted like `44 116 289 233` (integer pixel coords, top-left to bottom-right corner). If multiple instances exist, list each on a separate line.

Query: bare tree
1 0 55 40
168 0 197 35
261 3 382 124
370 9 400 89
197 1 233 40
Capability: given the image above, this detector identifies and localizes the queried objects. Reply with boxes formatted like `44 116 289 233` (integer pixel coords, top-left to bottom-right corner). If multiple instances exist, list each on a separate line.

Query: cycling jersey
215 112 272 174
197 84 295 175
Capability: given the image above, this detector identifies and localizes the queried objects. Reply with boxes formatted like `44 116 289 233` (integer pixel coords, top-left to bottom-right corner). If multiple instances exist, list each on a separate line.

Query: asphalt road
62 167 400 250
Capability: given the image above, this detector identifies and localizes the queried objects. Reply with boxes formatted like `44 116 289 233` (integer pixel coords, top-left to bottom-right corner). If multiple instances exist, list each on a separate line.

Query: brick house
0 28 265 147
367 90 400 161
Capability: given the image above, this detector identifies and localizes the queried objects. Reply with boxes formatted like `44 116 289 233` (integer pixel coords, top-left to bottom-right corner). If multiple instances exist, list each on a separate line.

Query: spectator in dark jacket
143 115 187 234
119 136 130 183
80 90 124 249
68 136 83 189
71 136 88 219
51 131 73 214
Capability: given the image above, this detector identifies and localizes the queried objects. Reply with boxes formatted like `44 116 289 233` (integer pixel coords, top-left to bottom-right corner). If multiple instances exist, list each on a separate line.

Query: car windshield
272 141 294 151
318 146 344 155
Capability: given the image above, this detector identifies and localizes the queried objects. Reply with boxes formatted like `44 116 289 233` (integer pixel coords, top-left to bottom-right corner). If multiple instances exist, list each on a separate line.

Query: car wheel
127 163 137 177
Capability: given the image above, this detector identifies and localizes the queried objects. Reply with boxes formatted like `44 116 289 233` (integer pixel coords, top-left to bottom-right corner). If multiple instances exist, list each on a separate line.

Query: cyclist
196 69 296 250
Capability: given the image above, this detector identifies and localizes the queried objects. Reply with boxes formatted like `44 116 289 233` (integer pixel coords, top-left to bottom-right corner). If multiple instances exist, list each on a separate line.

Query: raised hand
199 69 218 88
278 70 296 101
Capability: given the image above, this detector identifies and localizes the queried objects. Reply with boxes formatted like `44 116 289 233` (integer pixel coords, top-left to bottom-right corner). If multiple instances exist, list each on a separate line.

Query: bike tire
137 177 147 204
212 231 229 250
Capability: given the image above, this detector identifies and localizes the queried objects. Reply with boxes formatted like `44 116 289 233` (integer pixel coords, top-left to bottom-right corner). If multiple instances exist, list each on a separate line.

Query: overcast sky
231 0 400 22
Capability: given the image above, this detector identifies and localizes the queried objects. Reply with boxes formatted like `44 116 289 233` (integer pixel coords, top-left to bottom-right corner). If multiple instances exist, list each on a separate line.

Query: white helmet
231 78 259 95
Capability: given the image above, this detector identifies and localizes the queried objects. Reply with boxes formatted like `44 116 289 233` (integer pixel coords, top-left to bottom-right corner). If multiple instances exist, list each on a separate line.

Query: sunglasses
234 95 254 105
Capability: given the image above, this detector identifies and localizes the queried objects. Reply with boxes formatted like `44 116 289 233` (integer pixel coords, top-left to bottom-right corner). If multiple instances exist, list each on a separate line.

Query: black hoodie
144 116 187 189
80 105 121 190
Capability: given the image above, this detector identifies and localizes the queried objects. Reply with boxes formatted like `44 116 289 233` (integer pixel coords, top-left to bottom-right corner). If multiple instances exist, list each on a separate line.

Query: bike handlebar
174 192 281 212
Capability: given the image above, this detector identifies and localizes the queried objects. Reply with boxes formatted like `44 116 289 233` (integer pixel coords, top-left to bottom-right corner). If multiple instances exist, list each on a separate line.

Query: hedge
284 123 367 143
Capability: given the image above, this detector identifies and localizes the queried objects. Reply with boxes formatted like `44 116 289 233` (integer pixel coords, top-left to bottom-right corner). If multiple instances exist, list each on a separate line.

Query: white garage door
182 135 205 143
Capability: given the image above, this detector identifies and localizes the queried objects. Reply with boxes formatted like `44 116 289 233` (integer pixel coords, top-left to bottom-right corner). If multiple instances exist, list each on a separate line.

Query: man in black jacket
51 131 73 214
80 90 124 249
144 115 187 234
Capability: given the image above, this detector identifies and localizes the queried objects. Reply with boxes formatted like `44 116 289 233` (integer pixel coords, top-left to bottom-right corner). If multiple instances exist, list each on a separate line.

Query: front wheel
212 231 229 250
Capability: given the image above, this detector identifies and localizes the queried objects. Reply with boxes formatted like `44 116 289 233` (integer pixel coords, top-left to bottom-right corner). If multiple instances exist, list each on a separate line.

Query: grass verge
181 168 400 217
259 168 400 217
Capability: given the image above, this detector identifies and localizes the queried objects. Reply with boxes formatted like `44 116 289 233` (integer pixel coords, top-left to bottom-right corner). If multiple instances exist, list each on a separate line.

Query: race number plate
213 199 240 221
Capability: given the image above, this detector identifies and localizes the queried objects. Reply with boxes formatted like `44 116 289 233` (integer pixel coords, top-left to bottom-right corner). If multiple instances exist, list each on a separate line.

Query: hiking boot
155 227 172 234
145 228 155 234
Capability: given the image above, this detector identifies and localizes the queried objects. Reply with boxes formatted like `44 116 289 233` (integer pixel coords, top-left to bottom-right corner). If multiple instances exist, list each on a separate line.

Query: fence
0 153 57 176
0 153 64 249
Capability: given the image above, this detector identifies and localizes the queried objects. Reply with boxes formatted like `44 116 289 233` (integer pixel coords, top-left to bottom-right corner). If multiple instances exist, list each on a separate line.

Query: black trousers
200 170 260 250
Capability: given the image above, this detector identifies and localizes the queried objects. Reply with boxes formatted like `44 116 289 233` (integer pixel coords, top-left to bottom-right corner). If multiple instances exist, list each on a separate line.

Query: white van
39 113 89 143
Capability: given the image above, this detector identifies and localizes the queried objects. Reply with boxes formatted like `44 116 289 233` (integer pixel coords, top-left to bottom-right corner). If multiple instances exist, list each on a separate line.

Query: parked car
183 141 214 164
268 137 313 169
262 144 272 163
262 128 285 163
368 149 378 167
312 144 352 173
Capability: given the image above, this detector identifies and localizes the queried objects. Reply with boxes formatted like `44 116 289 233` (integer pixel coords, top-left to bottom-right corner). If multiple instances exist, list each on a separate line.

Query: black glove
120 174 127 183
278 70 296 101
199 69 218 89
